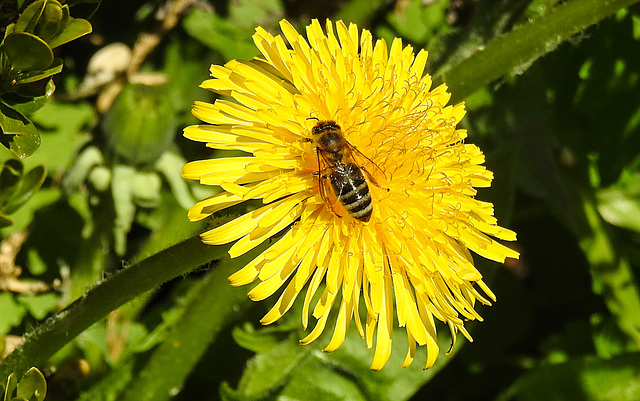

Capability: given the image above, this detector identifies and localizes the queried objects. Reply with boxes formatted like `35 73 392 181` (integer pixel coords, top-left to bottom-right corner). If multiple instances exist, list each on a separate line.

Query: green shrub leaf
3 32 54 71
0 103 40 158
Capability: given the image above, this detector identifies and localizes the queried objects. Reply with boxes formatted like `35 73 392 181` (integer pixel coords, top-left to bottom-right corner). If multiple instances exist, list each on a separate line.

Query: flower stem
435 0 640 102
0 236 230 386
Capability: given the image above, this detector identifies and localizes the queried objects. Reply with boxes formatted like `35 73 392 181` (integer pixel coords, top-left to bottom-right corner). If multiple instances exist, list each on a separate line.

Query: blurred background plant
1 0 640 400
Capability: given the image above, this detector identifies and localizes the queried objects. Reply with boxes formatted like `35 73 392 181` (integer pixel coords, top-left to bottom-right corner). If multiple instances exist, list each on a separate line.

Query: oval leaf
4 32 54 71
15 367 47 401
13 0 46 33
47 17 92 48
15 59 62 85
35 2 63 42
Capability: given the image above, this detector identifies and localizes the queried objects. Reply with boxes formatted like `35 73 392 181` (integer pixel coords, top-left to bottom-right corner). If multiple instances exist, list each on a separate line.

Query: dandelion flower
182 19 519 370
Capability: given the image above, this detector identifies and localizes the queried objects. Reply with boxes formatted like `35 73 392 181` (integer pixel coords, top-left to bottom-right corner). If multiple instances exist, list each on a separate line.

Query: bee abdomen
330 164 373 222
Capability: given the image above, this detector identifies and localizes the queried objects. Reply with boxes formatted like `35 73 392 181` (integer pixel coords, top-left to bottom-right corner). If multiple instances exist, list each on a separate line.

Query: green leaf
182 8 258 61
27 100 94 173
13 0 46 34
115 250 256 401
15 58 62 84
15 368 46 401
0 159 23 207
3 165 46 214
0 103 40 159
597 169 640 233
234 337 312 399
34 1 63 42
46 17 92 48
386 0 449 44
0 293 27 335
502 353 640 401
4 373 18 401
2 79 56 116
0 214 12 228
3 32 54 71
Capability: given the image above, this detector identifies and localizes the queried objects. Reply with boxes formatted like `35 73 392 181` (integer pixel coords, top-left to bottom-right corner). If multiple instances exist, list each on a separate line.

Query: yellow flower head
182 19 518 370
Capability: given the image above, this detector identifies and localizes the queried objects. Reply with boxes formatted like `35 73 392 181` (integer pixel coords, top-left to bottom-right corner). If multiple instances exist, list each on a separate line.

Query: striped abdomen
330 163 372 222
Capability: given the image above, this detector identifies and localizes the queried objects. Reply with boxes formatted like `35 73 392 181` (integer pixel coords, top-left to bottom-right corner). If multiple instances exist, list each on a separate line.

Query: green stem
434 0 640 102
0 236 231 385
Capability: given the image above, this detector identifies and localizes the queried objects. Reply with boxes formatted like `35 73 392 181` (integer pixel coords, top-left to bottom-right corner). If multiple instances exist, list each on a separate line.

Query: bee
307 120 387 222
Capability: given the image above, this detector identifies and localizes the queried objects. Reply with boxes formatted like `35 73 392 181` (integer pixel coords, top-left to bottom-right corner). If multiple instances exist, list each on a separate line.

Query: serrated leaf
0 103 40 158
15 368 46 401
3 32 54 71
235 338 311 398
46 17 92 48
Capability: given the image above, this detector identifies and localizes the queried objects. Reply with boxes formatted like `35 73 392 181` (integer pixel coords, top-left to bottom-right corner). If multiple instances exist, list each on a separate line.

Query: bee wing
315 148 345 216
346 143 389 189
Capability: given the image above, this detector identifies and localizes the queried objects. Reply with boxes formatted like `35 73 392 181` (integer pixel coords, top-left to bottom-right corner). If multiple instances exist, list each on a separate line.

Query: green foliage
0 0 91 158
1 1 640 401
3 367 46 401
0 159 45 227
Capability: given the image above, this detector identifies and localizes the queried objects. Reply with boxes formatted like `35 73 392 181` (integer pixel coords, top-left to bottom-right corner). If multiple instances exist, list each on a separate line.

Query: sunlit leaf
0 293 27 335
15 367 46 401
47 17 92 48
0 103 40 158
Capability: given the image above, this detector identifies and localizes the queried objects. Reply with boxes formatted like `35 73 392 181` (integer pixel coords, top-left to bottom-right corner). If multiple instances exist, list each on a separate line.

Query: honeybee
307 120 387 222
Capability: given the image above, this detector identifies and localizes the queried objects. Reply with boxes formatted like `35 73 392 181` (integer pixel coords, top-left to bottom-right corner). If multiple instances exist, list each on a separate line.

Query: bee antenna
307 116 320 122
